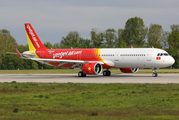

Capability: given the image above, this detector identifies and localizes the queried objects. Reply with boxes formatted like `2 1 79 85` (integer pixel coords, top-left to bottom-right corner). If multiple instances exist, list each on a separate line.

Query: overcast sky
0 0 179 45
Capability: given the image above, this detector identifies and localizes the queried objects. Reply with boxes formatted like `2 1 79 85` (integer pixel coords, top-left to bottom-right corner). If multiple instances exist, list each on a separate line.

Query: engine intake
82 63 102 75
120 68 139 73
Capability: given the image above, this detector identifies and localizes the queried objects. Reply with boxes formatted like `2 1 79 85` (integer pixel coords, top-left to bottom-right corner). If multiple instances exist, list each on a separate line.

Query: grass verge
0 69 179 74
0 83 179 120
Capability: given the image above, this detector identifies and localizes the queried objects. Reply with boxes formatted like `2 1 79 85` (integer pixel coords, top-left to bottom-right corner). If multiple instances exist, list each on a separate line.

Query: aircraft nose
169 56 175 65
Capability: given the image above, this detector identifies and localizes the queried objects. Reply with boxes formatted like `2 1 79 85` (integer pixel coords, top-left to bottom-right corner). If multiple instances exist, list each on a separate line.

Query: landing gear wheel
152 73 158 77
103 70 111 76
83 73 86 77
107 71 111 76
152 68 158 77
103 71 107 76
78 71 86 77
78 71 83 77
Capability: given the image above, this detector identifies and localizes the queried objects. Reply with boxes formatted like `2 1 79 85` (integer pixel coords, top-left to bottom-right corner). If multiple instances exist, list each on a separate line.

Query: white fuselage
23 48 175 69
99 48 175 68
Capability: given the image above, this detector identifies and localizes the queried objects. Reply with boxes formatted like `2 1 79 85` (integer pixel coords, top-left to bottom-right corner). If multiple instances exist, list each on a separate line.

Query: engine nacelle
120 68 139 73
82 63 102 75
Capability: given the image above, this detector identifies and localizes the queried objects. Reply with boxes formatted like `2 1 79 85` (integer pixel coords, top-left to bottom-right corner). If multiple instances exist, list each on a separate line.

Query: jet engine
120 68 139 73
82 63 102 75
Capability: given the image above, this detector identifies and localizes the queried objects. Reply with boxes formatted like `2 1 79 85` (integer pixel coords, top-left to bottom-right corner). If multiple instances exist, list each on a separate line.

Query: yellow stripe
26 32 36 52
26 32 39 58
96 49 110 66
96 49 103 62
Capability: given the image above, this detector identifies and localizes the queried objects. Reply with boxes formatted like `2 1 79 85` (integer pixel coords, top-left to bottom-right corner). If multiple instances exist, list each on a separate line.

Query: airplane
12 23 175 77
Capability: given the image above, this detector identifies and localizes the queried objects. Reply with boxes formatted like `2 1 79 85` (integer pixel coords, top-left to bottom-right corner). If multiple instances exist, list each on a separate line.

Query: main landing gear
103 70 111 76
152 68 158 77
78 71 86 77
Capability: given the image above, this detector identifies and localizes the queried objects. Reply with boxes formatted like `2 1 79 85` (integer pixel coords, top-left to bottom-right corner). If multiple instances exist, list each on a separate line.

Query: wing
31 58 104 64
31 58 85 64
30 58 104 68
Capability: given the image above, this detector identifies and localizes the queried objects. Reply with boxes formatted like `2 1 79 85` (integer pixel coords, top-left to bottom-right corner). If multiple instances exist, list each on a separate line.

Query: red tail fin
25 23 47 51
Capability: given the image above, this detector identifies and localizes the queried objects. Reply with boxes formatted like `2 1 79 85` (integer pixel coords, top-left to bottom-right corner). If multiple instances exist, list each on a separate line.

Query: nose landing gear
152 68 158 77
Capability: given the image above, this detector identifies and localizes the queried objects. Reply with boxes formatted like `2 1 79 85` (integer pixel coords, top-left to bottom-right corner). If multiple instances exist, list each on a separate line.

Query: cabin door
146 50 152 61
115 51 119 61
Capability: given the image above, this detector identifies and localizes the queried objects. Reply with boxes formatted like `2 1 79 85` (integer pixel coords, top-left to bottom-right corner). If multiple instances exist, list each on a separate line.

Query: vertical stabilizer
25 23 47 51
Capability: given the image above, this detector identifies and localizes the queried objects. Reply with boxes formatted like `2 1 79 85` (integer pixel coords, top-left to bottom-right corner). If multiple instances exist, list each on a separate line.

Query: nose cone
169 56 175 66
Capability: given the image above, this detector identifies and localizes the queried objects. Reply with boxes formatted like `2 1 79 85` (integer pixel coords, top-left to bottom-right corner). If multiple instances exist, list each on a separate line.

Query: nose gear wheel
152 68 158 77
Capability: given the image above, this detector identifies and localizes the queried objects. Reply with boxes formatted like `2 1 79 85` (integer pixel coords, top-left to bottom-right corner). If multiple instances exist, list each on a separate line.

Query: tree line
0 17 179 69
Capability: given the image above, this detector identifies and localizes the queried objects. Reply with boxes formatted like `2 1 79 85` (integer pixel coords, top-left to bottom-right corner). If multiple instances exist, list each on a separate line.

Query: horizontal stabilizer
6 52 17 54
6 48 28 59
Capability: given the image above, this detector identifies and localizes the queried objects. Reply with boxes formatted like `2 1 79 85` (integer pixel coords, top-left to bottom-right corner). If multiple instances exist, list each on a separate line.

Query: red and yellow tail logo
25 23 46 51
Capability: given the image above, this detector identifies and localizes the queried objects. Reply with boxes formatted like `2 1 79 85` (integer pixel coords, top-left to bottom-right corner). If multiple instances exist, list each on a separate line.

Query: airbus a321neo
12 23 175 77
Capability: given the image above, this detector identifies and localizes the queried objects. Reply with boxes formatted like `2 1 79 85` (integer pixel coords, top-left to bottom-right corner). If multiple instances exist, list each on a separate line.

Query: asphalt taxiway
0 73 178 83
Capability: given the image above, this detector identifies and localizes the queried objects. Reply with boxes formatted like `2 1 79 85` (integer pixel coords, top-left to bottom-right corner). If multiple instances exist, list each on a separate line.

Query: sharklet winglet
14 46 22 57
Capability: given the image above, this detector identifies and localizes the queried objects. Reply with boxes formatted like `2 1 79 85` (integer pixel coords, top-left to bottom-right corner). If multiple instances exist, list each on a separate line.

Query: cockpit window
157 53 169 56
164 53 169 56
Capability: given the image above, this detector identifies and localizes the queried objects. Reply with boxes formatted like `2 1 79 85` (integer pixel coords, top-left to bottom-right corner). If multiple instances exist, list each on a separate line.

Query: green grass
0 83 179 120
0 69 80 74
0 69 179 74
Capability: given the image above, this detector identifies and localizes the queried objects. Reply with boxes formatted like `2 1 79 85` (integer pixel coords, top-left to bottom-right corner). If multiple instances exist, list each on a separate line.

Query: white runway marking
0 74 179 83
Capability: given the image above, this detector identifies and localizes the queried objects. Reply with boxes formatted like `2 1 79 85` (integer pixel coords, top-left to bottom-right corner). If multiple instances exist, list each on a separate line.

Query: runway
0 73 178 83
